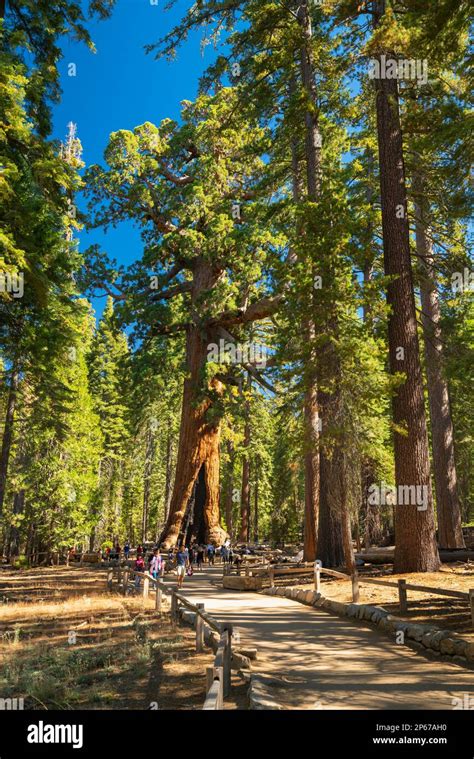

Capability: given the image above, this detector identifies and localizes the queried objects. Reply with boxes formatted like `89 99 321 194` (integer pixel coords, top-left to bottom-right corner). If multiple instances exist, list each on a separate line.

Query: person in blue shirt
176 546 189 588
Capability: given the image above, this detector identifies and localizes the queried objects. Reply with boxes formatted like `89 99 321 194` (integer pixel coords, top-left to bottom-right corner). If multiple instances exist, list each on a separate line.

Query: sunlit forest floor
0 566 247 710
296 563 474 642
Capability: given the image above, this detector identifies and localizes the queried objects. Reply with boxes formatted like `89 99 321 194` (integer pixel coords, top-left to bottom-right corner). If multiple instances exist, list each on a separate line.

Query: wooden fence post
222 625 232 698
171 591 178 623
155 582 162 613
205 666 224 710
143 575 149 599
352 570 360 603
196 603 205 652
398 579 408 613
206 666 214 695
122 568 129 596
269 567 275 588
469 589 474 627
117 565 122 585
314 560 321 593
216 666 224 709
107 568 113 590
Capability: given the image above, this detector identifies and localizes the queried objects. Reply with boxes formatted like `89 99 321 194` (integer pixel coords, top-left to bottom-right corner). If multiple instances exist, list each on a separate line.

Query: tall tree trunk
295 7 321 562
141 426 156 543
303 369 319 560
164 432 173 523
7 439 28 561
361 176 382 550
298 1 352 568
253 456 259 542
239 375 252 542
158 322 226 549
159 260 227 549
413 179 464 550
225 440 234 539
7 489 24 560
373 0 439 572
0 363 19 516
363 459 383 549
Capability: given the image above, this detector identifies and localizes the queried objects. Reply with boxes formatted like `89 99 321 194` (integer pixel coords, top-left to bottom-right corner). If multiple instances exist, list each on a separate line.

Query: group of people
107 538 235 590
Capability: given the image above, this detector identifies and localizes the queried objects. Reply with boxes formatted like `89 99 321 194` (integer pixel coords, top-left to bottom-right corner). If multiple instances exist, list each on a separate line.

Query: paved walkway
170 566 473 710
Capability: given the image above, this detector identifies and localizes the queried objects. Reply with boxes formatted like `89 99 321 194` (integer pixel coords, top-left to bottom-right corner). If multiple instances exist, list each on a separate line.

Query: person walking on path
134 554 145 589
196 544 204 571
149 549 162 579
176 545 189 589
221 544 228 565
124 541 130 561
207 543 215 565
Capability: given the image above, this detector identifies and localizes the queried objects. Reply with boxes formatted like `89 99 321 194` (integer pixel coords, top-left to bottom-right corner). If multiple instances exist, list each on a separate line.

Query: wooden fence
106 566 233 709
355 575 474 626
225 559 474 626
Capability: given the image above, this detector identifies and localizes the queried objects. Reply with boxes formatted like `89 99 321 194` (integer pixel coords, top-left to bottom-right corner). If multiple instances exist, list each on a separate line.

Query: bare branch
210 293 284 328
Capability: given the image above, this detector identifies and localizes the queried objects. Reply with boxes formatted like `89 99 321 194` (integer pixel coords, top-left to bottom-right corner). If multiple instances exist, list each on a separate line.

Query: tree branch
209 293 284 328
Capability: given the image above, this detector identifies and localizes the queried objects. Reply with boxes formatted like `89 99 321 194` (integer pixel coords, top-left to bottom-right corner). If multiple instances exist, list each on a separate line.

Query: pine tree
88 297 130 544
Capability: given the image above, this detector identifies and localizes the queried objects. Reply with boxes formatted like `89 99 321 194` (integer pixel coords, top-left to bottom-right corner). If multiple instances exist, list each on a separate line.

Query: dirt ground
294 562 474 642
0 565 245 710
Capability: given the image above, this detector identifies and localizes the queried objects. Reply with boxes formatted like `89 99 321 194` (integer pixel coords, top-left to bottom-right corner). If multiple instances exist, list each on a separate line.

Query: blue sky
52 0 221 321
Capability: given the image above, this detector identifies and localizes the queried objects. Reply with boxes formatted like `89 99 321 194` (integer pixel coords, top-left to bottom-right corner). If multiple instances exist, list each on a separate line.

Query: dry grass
0 567 218 710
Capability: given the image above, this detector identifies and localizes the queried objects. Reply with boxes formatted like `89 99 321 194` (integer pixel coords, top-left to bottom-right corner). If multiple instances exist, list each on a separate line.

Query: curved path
173 566 473 710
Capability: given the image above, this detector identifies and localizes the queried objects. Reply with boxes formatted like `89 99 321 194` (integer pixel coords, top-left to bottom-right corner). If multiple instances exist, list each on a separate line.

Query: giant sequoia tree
85 91 284 548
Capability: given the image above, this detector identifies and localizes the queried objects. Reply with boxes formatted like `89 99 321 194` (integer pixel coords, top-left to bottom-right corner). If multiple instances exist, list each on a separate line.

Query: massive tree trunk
239 375 252 542
159 260 227 549
0 363 19 516
373 0 439 572
225 440 234 538
414 181 464 550
159 322 227 549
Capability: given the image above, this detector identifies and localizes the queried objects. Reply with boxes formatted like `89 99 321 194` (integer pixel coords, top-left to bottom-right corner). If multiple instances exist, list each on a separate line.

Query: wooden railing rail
107 565 234 708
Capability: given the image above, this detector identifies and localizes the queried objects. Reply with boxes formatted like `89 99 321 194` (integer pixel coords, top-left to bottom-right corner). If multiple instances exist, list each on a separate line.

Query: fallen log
356 549 474 565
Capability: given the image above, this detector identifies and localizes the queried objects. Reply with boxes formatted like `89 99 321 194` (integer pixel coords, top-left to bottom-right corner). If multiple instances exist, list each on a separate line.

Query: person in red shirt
134 554 145 589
